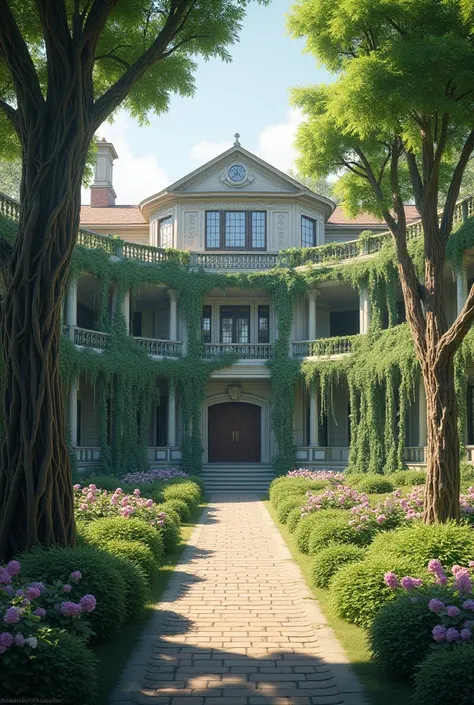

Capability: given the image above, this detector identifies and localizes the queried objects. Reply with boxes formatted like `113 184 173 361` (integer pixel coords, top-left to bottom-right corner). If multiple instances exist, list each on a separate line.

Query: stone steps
202 463 274 493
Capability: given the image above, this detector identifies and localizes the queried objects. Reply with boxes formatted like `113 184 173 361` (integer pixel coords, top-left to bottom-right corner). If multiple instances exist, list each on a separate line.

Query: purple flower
59 601 82 617
79 594 96 613
3 607 21 624
5 561 20 577
446 627 461 643
463 600 474 611
454 568 472 594
446 605 461 618
428 598 445 613
0 568 12 585
28 582 44 593
25 637 37 649
432 625 447 642
32 607 46 618
13 633 25 647
61 584 72 593
70 571 82 581
384 572 399 589
0 632 14 648
0 645 6 655
25 587 41 601
461 628 472 641
400 576 423 591
428 559 443 573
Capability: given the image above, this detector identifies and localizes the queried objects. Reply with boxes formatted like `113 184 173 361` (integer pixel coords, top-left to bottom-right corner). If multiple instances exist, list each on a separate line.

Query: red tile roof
80 205 147 226
328 205 420 226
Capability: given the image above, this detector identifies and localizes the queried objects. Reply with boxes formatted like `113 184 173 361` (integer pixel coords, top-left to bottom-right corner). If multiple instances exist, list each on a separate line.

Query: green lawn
92 504 205 703
265 501 412 705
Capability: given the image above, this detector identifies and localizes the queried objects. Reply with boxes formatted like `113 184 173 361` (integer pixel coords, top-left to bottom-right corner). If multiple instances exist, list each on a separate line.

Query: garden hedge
309 544 367 589
307 516 372 555
294 509 349 554
83 516 164 563
413 644 474 705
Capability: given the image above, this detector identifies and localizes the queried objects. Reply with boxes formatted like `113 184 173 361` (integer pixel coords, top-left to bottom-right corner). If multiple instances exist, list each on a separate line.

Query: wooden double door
208 402 261 463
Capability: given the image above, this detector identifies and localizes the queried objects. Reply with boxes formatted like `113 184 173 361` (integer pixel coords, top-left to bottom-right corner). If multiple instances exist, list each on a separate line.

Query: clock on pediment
219 163 255 188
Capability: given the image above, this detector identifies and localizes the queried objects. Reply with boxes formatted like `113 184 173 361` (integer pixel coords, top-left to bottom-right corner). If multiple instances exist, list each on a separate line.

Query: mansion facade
11 135 472 490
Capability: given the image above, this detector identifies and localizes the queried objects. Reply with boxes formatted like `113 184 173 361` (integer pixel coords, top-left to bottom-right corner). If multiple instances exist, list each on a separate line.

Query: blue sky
84 0 333 205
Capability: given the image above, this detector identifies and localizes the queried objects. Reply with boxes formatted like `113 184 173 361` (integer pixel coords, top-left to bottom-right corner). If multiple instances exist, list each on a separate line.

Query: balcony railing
1 191 474 271
134 336 183 357
73 327 110 349
203 343 273 360
293 336 357 358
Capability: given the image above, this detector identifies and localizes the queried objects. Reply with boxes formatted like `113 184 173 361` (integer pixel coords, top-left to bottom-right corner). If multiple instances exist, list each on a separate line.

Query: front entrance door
208 402 261 463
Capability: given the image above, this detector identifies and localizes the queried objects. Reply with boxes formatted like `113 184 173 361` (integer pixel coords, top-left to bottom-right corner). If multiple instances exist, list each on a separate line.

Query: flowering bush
384 560 474 647
122 467 189 484
0 560 96 656
287 469 345 484
74 484 167 529
301 485 368 516
347 488 424 534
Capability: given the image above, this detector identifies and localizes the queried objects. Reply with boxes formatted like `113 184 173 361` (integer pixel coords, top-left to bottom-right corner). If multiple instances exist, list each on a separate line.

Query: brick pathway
110 495 368 705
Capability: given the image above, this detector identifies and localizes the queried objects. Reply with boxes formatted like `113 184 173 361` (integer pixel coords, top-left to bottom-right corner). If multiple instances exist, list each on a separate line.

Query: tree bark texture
0 121 92 561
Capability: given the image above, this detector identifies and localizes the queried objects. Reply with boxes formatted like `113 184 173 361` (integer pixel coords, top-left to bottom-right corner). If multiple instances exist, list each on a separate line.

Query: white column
456 265 468 315
65 279 77 327
418 374 427 447
308 289 319 340
68 377 78 447
309 386 319 447
122 290 130 334
168 289 178 341
168 384 176 447
359 285 372 334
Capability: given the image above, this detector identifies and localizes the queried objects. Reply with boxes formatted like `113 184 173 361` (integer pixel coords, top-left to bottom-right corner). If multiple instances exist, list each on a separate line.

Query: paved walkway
111 495 368 705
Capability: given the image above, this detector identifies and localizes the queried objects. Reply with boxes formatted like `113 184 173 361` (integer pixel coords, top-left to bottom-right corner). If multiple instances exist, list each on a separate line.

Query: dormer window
301 215 316 247
206 210 266 250
158 216 173 247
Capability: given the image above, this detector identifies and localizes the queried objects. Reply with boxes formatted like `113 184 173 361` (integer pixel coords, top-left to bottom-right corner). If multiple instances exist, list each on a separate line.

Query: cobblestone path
110 495 368 705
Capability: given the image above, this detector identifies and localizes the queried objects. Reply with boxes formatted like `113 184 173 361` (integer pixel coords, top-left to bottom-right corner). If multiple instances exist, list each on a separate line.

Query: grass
92 504 205 703
265 500 413 705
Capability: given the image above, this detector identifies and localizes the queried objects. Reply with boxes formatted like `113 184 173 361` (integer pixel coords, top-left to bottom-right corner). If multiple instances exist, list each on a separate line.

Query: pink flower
80 503 88 511
88 484 97 491
432 624 447 642
400 576 423 591
61 584 72 593
32 607 46 618
0 632 14 648
146 499 153 507
3 607 21 624
73 484 81 490
461 628 472 641
5 561 20 577
70 571 82 581
384 572 399 589
446 605 461 618
376 515 386 524
454 568 472 594
133 489 140 496
428 598 445 613
79 594 96 613
446 627 460 643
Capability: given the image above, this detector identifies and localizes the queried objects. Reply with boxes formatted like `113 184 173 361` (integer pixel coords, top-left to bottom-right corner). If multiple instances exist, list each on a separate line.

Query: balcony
203 343 273 360
64 326 182 358
134 336 183 358
292 335 357 359
192 253 279 270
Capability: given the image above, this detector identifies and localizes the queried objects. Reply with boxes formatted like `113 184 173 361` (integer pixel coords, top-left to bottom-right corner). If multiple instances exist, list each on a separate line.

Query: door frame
202 393 270 463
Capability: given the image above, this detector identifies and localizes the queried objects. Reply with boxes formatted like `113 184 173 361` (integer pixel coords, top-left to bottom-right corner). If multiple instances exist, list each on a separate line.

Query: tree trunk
0 130 90 561
423 357 461 523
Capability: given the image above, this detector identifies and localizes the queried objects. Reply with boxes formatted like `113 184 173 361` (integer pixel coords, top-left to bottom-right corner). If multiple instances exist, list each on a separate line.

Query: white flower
25 637 38 648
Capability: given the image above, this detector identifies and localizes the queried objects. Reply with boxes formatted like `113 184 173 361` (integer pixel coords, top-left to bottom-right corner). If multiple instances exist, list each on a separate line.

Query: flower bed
123 467 190 484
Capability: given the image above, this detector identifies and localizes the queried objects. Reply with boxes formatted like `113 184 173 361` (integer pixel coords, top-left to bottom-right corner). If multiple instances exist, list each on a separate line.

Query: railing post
456 262 468 315
190 253 198 270
309 386 319 448
168 384 177 447
307 289 320 340
359 285 371 334
66 278 77 342
168 289 178 341
462 199 469 223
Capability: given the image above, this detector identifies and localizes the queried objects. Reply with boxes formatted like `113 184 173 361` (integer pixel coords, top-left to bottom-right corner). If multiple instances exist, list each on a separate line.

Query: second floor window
206 211 266 250
258 306 270 344
159 216 173 248
301 215 316 247
201 306 212 343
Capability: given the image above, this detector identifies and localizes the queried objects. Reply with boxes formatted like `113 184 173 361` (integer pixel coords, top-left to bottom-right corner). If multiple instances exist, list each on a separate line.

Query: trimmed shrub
330 556 419 628
460 461 474 482
109 553 149 619
83 516 164 563
294 509 348 554
367 522 474 569
158 517 181 554
20 546 127 640
356 476 394 494
391 469 426 486
370 586 454 681
413 645 474 705
277 497 304 524
309 544 367 589
163 497 191 522
308 516 373 555
162 480 201 511
155 502 181 526
1 628 98 704
80 474 119 491
287 507 303 533
269 478 328 509
102 538 158 577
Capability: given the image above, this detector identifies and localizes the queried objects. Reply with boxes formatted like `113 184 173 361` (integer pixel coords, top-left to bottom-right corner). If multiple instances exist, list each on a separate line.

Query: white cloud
257 108 303 173
190 140 232 163
81 111 169 205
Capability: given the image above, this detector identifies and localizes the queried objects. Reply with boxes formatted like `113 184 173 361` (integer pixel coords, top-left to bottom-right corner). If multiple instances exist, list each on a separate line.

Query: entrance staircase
202 463 275 494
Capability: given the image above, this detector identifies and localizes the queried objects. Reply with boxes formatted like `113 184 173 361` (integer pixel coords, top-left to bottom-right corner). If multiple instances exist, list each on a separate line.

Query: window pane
206 211 221 249
302 216 316 247
159 216 173 247
235 309 250 343
225 212 246 248
221 315 233 343
258 306 270 344
201 305 211 343
251 212 266 249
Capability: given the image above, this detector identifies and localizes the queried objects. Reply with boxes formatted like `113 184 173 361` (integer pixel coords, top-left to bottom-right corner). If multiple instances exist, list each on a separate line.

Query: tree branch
440 128 474 239
0 98 19 130
438 282 474 361
406 150 424 212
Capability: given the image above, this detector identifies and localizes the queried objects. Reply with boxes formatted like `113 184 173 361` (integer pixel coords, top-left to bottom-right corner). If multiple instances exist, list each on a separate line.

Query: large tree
289 0 474 522
0 0 265 561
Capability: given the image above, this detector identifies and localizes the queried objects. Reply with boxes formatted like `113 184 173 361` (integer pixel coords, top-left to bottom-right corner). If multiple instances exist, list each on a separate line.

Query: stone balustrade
134 336 183 357
73 326 110 349
193 253 279 270
292 336 356 358
203 343 273 360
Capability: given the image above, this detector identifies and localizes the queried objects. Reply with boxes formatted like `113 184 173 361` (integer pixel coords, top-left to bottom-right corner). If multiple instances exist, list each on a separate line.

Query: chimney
90 138 118 207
